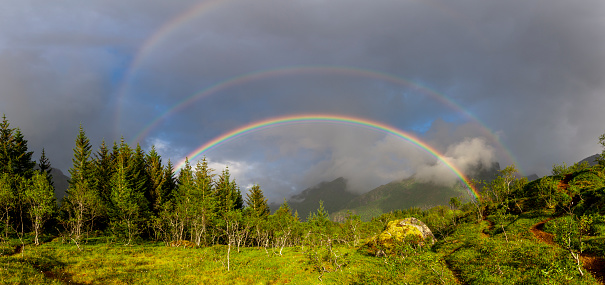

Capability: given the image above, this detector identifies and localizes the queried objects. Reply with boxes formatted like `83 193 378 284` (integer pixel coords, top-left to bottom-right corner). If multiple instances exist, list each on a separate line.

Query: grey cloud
1 0 604 201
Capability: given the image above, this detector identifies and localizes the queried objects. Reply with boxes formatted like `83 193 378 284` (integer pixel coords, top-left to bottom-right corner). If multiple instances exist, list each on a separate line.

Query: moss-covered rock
362 217 435 256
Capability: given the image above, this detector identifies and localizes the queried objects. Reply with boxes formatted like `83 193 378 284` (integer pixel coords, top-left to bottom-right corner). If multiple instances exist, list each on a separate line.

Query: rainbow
175 114 480 199
130 65 475 143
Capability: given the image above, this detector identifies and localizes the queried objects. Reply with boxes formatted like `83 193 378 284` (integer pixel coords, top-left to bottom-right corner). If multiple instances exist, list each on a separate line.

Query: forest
1 113 605 284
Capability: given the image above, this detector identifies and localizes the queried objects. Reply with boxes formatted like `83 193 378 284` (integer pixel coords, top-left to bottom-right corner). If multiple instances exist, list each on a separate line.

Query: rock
363 217 435 256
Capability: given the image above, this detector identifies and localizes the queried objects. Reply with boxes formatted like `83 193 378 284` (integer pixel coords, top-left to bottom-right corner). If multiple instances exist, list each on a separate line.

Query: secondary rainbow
175 114 480 199
130 65 477 143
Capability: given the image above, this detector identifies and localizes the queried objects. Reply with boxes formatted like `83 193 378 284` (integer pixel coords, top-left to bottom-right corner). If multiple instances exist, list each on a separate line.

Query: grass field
2 210 603 285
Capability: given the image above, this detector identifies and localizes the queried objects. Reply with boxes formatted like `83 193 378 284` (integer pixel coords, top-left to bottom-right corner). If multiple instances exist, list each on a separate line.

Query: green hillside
332 178 470 222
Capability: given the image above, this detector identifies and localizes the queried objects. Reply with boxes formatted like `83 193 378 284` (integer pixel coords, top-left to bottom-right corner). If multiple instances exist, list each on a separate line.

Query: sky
1 0 604 202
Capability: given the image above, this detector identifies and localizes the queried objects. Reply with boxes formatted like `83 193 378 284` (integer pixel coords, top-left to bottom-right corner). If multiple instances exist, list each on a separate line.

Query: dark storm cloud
1 0 604 199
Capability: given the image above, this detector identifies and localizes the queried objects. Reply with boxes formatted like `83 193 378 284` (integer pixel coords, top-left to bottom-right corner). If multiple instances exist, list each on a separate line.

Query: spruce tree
215 167 243 212
38 148 53 186
244 184 269 218
174 159 195 241
130 144 150 218
110 155 143 244
190 157 217 245
10 129 36 179
161 159 177 204
0 115 36 237
65 124 99 240
145 146 165 214
93 139 113 211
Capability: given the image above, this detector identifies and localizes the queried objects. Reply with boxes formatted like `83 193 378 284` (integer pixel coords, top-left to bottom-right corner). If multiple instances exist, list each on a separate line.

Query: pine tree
93 139 113 211
10 129 36 179
215 167 243 213
110 155 143 245
65 125 99 241
0 115 36 178
0 115 36 237
190 157 217 246
131 144 150 215
244 184 269 218
37 148 53 187
145 146 165 214
161 159 177 204
173 159 195 241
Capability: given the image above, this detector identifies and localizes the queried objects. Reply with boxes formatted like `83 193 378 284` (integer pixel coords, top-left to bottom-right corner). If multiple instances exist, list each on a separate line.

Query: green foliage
37 148 53 187
64 125 101 241
0 173 16 238
24 172 56 245
109 155 144 244
145 146 165 214
552 161 591 176
244 184 269 218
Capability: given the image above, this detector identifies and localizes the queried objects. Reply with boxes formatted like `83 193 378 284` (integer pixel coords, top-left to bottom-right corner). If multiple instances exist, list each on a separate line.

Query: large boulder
363 217 435 256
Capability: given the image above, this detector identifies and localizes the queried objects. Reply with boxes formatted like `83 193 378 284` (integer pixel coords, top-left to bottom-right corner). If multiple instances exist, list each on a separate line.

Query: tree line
0 115 378 258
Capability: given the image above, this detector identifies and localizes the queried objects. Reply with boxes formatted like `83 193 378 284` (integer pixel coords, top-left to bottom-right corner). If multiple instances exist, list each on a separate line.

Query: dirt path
530 218 605 284
444 245 464 285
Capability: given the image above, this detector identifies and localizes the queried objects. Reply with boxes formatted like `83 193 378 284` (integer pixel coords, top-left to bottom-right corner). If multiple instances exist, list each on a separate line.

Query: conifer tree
244 184 269 218
65 125 99 241
92 139 113 213
0 116 36 237
173 159 195 241
145 146 165 214
0 115 36 178
9 129 36 179
131 144 151 215
215 167 243 212
38 148 53 186
110 155 144 245
190 157 217 246
161 159 177 204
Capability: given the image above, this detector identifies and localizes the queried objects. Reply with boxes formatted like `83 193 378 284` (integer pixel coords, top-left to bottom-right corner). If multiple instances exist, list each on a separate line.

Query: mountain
579 154 601 166
50 168 70 203
270 177 360 220
331 177 471 222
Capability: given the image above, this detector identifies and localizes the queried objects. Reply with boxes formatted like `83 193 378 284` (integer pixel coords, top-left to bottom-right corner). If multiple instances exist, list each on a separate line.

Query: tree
215 167 243 213
270 200 298 255
145 146 165 214
130 144 151 216
0 173 15 239
24 172 56 245
190 158 217 246
161 159 177 205
0 116 36 179
64 125 100 241
0 116 36 238
37 148 53 186
307 200 332 247
109 155 144 245
93 139 114 211
244 184 269 218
